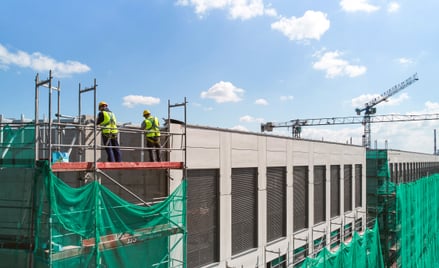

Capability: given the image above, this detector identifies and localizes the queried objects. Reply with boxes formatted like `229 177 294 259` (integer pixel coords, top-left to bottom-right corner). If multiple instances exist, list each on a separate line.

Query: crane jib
360 73 419 112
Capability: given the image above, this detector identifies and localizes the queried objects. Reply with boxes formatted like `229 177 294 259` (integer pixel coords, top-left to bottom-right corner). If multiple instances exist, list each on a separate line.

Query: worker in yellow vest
96 101 121 162
141 109 161 162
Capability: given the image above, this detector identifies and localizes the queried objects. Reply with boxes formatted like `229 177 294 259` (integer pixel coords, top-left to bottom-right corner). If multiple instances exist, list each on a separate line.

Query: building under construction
1 73 439 268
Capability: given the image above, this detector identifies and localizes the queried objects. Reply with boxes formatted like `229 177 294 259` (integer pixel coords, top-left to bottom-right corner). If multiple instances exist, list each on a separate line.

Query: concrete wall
387 149 439 163
177 124 367 267
387 149 439 183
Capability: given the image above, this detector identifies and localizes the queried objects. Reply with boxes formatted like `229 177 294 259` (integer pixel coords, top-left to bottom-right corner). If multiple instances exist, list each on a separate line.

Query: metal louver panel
293 166 308 231
231 168 258 255
314 165 326 224
389 163 395 182
330 165 340 218
267 167 286 242
187 169 219 268
355 164 362 208
344 165 353 212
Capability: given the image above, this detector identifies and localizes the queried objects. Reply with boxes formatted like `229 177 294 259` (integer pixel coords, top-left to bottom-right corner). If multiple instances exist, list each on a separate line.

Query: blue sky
1 0 439 154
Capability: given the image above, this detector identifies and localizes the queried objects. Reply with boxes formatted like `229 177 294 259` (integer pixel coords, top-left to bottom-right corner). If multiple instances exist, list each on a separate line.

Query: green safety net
366 149 439 267
300 221 384 268
397 174 439 267
0 124 186 267
0 125 36 267
30 161 187 268
366 149 397 266
0 124 35 167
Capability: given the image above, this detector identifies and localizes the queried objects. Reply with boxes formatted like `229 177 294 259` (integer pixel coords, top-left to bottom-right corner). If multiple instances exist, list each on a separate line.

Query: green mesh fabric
0 124 35 167
0 124 186 267
367 149 439 267
0 125 37 266
366 149 398 266
31 161 186 268
0 167 37 267
397 174 439 267
300 221 384 268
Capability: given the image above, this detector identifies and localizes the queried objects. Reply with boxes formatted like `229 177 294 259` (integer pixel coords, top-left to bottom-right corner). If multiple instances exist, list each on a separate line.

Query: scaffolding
0 71 188 268
366 150 397 267
366 149 439 267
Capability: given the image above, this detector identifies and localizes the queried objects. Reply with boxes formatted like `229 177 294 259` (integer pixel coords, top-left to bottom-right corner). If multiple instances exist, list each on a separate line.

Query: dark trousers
102 134 121 162
147 137 161 162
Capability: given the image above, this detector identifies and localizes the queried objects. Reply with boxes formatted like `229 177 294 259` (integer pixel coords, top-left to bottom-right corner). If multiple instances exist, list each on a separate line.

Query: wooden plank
51 162 93 171
97 162 183 170
51 161 183 172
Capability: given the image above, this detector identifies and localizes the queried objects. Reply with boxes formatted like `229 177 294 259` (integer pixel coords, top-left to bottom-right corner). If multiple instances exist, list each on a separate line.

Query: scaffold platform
51 161 184 172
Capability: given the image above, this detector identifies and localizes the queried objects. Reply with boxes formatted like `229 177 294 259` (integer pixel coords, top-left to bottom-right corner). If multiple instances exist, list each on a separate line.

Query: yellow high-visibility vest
144 116 160 138
100 111 118 135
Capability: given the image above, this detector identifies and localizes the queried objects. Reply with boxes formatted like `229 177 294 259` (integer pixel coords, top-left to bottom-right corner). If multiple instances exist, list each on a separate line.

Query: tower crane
261 73 421 148
355 73 419 148
261 113 439 147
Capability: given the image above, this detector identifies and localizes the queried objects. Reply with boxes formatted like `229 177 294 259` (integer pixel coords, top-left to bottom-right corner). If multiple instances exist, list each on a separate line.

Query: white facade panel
186 148 220 168
231 132 258 150
180 125 367 268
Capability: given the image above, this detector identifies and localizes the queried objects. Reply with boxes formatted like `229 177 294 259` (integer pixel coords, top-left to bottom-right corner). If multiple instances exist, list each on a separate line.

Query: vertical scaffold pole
78 83 82 162
34 74 39 164
79 78 98 178
48 72 52 164
35 70 57 163
56 80 61 152
93 79 97 182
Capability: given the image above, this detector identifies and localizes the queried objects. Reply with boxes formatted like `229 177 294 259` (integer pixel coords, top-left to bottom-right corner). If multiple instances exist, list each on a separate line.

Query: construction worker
141 109 161 162
96 101 121 162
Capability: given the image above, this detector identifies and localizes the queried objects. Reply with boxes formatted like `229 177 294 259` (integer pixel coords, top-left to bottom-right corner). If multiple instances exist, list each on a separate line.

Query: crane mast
355 73 419 148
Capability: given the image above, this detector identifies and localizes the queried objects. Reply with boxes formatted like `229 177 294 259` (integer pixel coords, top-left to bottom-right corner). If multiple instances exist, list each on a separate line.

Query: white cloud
371 119 438 153
271 11 330 42
340 0 380 13
381 101 439 153
122 95 160 108
302 126 364 145
200 81 244 103
352 94 376 108
417 101 439 113
192 102 214 111
0 44 90 77
397 57 413 65
280 95 294 101
425 101 439 113
230 125 249 131
176 0 277 20
313 50 366 78
240 115 264 123
264 7 277 17
255 98 268 105
375 92 409 106
387 2 400 13
352 92 409 109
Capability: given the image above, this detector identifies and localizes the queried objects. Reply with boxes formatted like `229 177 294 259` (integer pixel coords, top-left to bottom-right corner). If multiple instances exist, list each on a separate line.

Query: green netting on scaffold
397 174 439 267
0 166 38 267
300 220 384 268
0 124 35 167
31 161 186 268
